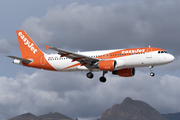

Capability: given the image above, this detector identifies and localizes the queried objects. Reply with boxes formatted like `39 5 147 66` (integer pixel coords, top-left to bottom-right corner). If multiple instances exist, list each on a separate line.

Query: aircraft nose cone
168 54 175 62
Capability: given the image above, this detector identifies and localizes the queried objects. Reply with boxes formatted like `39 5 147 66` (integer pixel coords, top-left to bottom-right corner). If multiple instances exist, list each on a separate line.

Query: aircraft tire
86 72 94 79
150 72 155 77
99 76 106 83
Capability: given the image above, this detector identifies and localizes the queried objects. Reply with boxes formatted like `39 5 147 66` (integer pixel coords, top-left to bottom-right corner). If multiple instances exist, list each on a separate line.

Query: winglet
45 45 50 50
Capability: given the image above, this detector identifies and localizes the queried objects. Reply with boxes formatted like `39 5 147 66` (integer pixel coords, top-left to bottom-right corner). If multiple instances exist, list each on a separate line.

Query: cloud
2 0 180 120
0 39 11 54
20 1 180 56
21 16 53 47
1 70 180 120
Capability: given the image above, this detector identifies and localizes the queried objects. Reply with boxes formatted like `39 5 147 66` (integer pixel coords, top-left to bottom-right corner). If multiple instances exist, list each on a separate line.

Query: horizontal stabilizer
7 56 32 64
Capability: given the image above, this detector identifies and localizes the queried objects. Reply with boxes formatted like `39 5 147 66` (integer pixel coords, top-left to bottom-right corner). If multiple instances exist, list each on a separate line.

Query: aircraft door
41 56 46 65
146 47 152 58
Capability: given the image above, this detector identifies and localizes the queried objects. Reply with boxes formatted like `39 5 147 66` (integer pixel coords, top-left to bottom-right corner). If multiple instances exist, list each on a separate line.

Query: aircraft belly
77 66 88 71
49 60 67 71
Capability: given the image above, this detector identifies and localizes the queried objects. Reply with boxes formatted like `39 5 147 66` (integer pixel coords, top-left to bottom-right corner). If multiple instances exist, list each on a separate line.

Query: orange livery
7 30 175 83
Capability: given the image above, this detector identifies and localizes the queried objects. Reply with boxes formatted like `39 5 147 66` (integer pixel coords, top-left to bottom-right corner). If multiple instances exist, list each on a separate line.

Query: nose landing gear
150 72 155 76
149 66 155 77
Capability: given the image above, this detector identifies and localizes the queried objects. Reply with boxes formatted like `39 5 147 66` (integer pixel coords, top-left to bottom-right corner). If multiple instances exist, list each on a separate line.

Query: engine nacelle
112 68 135 77
13 59 23 65
115 60 125 69
99 60 116 71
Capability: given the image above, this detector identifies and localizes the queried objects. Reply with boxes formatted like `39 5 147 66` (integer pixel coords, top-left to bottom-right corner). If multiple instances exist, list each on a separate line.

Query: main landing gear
86 72 94 79
99 71 108 83
86 71 108 83
149 66 155 77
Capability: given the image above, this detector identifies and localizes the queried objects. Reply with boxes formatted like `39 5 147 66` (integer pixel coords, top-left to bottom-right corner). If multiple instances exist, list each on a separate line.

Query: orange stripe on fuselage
62 47 164 70
22 56 56 71
63 63 81 70
97 47 164 59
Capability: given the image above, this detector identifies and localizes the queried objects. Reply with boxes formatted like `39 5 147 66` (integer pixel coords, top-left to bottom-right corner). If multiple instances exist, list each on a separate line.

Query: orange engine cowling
99 60 116 71
112 68 135 77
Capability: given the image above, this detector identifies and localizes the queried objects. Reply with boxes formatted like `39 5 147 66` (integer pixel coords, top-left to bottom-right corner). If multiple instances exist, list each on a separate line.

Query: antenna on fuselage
148 45 151 48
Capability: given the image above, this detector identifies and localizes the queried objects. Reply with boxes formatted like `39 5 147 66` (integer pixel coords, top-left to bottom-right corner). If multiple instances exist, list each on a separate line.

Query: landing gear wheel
99 76 106 83
149 66 155 77
86 72 94 79
150 72 155 77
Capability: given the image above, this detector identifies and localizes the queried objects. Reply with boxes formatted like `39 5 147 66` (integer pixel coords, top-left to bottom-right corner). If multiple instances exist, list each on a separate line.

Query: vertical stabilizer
7 30 56 71
16 30 44 59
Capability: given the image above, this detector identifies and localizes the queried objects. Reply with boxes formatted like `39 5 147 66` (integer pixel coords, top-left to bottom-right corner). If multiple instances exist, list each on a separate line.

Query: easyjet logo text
18 32 37 54
121 49 145 54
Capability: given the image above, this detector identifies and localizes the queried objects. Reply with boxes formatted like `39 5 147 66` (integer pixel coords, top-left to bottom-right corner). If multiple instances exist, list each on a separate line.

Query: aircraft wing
46 46 99 67
7 56 32 64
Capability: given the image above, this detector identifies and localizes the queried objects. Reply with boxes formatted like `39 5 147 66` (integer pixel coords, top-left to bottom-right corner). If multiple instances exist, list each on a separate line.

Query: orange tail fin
16 30 56 71
16 30 44 59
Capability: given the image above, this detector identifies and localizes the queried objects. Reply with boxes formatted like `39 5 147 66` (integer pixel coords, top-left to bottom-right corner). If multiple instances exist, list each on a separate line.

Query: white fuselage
8 30 175 82
44 49 174 72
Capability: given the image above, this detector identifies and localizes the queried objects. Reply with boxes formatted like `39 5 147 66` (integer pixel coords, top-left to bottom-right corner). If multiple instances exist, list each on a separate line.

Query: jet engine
98 60 116 71
112 68 135 77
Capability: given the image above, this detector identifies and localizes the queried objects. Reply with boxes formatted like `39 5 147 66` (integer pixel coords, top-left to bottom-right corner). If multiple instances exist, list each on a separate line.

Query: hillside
99 97 168 120
8 112 72 120
39 112 73 120
8 98 180 120
8 113 42 120
162 112 180 120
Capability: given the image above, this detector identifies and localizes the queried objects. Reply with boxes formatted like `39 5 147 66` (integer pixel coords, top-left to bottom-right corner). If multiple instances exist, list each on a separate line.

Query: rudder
16 30 44 59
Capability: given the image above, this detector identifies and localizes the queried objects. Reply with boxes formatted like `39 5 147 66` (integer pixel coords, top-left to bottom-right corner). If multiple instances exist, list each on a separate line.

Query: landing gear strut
149 66 155 77
99 71 108 83
86 72 94 79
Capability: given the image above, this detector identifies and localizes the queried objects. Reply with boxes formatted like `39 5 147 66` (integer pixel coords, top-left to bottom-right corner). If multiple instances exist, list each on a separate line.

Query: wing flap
46 46 99 65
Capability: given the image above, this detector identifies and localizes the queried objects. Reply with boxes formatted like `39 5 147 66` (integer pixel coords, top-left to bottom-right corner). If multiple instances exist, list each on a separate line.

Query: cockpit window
158 51 168 54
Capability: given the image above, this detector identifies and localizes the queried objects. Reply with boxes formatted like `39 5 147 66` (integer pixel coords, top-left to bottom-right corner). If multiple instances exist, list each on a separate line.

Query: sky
1 0 180 120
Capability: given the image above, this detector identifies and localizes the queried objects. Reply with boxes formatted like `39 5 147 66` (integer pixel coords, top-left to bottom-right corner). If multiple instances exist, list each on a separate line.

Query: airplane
7 30 175 83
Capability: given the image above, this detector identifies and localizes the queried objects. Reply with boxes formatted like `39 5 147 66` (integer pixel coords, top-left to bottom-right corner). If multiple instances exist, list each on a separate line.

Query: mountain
8 112 72 120
162 112 180 120
8 113 42 120
99 97 168 120
39 112 73 120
